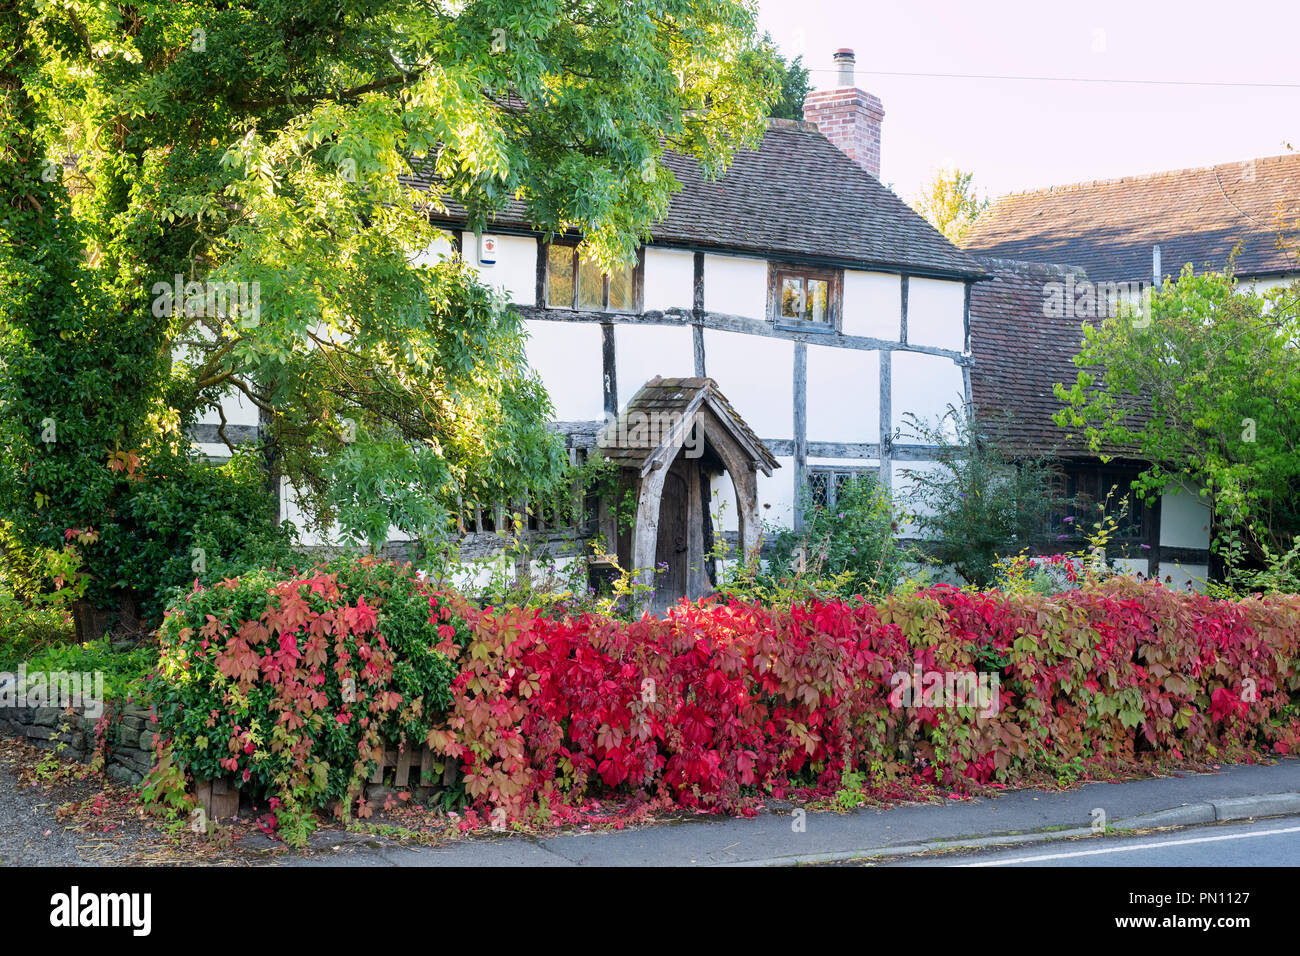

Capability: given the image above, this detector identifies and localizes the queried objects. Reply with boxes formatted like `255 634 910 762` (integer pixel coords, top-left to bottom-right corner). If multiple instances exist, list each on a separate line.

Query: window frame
767 262 843 332
541 242 644 314
807 465 879 512
1042 463 1154 546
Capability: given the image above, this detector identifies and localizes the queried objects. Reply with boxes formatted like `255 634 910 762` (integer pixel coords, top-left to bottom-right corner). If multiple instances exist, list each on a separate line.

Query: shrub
18 635 155 705
1212 531 1300 597
428 579 1300 820
428 594 908 815
104 445 303 621
719 474 915 603
993 553 1094 595
901 408 1061 587
1 438 302 628
0 157 170 630
0 592 74 672
150 557 466 838
0 523 78 669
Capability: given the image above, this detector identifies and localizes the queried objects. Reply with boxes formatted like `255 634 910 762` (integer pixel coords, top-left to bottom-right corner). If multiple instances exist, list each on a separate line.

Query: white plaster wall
1158 484 1212 550
411 232 454 268
615 324 695 402
703 329 792 439
891 351 966 440
194 442 230 461
429 554 517 594
523 320 605 421
1237 274 1299 295
525 553 584 585
709 458 796 534
907 277 966 352
1160 563 1209 593
643 248 695 312
1243 274 1299 318
193 387 260 430
709 474 739 534
1112 557 1150 579
280 477 330 546
709 458 885 537
177 326 261 434
903 562 954 587
759 456 796 530
806 345 880 443
892 459 943 531
806 458 884 515
445 558 501 594
460 231 536 304
703 254 767 320
807 457 878 469
278 478 413 548
842 271 902 341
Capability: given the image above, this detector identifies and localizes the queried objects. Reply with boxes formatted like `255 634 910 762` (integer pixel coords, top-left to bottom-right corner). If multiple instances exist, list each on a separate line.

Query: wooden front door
654 470 689 610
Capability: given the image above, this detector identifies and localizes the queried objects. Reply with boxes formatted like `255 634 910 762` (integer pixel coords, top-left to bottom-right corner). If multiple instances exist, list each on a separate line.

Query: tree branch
232 69 426 111
225 375 274 414
214 401 236 456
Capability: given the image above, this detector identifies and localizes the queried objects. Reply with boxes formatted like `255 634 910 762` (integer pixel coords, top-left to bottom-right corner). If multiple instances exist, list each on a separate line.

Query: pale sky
757 0 1300 205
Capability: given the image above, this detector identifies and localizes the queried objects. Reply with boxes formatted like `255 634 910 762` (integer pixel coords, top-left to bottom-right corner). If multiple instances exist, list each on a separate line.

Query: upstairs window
768 263 842 330
545 244 640 312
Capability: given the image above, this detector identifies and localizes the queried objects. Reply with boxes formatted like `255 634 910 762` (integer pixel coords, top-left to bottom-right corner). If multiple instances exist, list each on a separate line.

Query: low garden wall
0 701 157 785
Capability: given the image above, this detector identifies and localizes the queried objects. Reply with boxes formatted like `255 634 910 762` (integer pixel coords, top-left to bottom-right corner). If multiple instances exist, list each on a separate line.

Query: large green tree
1054 267 1300 561
765 37 810 121
911 167 988 245
1 0 781 614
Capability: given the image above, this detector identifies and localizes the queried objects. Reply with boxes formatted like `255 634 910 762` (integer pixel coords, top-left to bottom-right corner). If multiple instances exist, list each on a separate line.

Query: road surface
875 818 1300 866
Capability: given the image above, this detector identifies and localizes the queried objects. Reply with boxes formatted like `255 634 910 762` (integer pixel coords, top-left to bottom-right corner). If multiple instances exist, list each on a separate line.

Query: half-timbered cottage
195 55 1300 600
400 49 987 600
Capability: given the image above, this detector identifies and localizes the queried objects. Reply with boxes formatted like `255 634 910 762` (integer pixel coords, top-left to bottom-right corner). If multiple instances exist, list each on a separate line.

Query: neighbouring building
962 154 1300 588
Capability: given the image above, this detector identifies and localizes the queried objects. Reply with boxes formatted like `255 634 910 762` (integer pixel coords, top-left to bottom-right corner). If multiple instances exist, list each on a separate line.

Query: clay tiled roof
967 258 1140 459
963 154 1300 283
597 376 779 475
409 121 986 279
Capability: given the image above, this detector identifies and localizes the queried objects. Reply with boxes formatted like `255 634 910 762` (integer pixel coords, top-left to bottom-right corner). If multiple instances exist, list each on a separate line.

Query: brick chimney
802 49 885 179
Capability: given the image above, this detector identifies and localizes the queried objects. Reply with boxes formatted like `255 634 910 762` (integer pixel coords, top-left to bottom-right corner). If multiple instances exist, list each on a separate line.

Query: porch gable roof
596 376 779 477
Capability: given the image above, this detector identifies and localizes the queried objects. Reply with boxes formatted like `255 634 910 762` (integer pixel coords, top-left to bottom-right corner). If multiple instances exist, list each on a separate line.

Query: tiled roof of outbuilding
962 154 1300 282
967 257 1141 459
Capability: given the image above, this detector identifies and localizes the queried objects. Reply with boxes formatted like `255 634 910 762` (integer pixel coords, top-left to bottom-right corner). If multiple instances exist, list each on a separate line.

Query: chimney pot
833 48 856 87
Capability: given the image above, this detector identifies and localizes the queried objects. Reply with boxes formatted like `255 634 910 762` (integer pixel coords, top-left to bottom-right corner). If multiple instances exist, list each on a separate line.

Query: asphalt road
878 818 1300 866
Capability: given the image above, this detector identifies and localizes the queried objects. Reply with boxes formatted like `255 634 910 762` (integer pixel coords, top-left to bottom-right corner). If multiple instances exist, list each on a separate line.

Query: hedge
150 560 1300 828
428 579 1300 816
151 557 466 823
